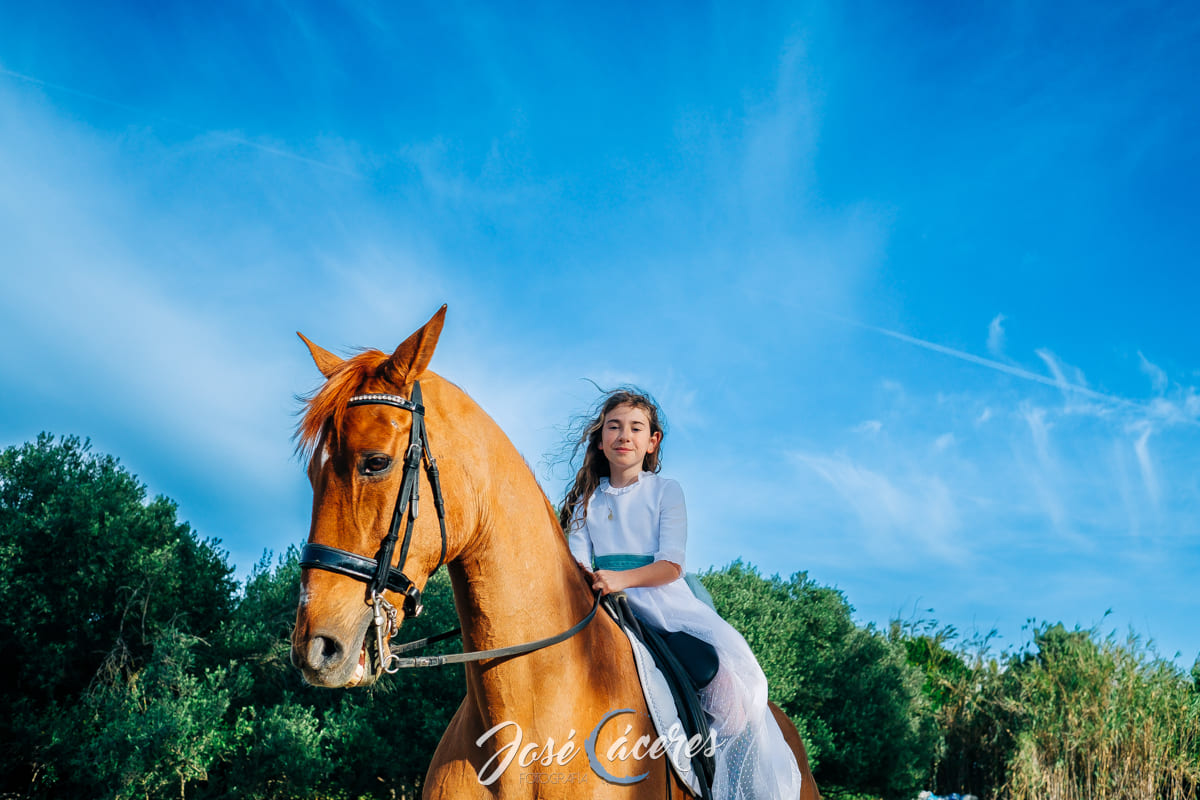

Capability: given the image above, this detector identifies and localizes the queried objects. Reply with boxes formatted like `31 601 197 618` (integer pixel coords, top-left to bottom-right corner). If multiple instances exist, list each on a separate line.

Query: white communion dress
567 472 803 800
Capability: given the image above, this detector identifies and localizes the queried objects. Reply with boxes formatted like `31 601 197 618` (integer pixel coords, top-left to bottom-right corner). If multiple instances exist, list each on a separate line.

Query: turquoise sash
592 553 716 611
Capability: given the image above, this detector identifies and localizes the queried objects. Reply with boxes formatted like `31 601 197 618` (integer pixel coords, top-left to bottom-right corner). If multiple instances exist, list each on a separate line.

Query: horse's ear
385 305 447 386
297 332 344 378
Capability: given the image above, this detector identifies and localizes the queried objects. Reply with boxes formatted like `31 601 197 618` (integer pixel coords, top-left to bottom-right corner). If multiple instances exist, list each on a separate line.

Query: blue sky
2 0 1198 667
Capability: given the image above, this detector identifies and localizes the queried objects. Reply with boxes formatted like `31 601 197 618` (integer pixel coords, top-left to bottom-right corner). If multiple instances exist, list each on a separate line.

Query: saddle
602 592 717 800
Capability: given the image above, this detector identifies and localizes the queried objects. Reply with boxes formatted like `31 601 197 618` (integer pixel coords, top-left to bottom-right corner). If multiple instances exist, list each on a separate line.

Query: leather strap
388 591 600 668
299 543 419 597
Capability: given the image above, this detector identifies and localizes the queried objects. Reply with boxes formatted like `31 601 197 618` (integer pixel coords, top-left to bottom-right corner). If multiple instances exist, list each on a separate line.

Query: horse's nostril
307 635 343 670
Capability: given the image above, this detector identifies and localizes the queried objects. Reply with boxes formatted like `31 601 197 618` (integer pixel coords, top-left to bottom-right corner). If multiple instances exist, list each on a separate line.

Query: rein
299 381 598 674
387 593 599 668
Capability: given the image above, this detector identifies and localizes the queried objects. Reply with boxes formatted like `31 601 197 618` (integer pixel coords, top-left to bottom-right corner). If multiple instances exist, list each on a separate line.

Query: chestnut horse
290 307 820 799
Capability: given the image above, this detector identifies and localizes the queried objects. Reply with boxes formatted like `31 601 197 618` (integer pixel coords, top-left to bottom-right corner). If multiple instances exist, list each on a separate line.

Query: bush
41 629 233 799
702 561 939 800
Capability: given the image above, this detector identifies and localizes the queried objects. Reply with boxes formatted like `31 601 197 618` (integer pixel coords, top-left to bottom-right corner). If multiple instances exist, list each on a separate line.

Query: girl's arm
591 560 682 595
654 479 687 569
565 499 593 567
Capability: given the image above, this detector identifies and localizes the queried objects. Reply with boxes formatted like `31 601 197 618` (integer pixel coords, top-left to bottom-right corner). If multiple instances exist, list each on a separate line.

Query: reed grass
930 622 1199 800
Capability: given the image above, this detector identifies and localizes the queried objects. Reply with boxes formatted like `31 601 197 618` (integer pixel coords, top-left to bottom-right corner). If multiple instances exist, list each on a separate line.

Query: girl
559 388 803 800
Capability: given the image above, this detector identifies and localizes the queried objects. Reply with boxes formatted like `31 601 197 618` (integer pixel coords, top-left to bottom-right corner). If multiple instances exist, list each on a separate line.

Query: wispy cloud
1139 351 1169 394
1019 403 1072 535
1034 348 1113 418
0 67 365 178
1132 424 1162 509
792 452 966 565
987 313 1006 358
782 310 1199 568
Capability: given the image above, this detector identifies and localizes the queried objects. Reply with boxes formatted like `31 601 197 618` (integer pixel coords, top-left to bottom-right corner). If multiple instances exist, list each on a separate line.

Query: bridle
299 381 599 675
299 381 444 673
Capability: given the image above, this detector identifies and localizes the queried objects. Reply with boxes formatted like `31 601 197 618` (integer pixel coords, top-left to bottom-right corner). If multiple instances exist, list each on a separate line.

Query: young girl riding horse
560 388 803 800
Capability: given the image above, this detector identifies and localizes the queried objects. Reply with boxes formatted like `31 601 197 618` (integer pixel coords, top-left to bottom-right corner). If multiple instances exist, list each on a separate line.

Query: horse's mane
297 353 571 544
295 348 395 461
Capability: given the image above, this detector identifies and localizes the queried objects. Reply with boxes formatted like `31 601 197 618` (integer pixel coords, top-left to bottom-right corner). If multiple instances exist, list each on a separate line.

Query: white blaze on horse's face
308 435 331 486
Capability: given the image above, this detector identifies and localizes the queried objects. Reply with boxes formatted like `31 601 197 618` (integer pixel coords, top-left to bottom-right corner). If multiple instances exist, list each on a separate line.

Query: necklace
603 476 640 521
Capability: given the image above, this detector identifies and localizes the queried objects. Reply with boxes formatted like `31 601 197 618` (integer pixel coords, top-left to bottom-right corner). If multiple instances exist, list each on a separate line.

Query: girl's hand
591 569 627 595
590 561 682 595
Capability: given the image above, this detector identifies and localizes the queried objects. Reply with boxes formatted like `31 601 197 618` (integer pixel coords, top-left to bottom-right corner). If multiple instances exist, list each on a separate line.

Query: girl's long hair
558 387 666 532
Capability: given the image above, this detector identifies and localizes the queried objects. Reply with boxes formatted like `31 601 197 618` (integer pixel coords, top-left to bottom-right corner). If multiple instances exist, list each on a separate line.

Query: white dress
568 472 803 800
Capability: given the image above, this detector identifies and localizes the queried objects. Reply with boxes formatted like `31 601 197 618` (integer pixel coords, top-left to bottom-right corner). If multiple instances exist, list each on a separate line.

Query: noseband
299 380 599 675
300 382 448 672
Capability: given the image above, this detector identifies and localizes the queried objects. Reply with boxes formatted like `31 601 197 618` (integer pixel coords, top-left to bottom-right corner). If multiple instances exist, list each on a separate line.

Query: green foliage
224 700 334 798
7 433 1196 800
819 789 885 800
41 629 233 799
0 434 235 794
898 622 1014 798
897 621 973 716
701 561 939 800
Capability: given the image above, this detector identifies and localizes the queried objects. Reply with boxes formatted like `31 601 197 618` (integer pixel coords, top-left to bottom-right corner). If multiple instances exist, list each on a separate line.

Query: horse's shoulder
424 697 486 795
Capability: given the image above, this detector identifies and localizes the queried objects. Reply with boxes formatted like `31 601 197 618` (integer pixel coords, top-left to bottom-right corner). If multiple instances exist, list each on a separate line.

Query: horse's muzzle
292 624 377 688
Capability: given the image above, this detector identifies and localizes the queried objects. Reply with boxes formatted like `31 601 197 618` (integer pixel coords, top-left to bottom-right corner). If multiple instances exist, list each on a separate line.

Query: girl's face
598 403 661 473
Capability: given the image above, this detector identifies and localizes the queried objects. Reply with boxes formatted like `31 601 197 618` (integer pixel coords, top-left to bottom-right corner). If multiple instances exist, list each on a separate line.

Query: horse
290 306 821 799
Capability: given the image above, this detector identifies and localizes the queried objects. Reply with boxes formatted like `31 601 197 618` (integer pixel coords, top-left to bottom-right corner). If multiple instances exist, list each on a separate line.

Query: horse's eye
363 455 392 475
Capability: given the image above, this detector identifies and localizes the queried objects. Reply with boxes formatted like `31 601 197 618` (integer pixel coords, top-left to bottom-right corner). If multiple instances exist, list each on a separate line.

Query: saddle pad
619 619 705 796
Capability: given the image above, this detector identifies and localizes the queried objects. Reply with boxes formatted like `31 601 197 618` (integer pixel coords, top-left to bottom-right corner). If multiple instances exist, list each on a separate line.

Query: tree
0 434 472 799
0 434 235 794
702 561 938 800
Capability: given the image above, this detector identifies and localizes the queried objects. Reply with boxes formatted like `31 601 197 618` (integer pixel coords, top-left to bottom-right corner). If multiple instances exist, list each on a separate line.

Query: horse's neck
439 390 605 723
452 462 595 656
453 500 592 651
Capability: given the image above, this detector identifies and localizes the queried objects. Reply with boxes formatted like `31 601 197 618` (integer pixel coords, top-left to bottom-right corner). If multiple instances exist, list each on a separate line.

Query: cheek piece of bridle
299 381 599 675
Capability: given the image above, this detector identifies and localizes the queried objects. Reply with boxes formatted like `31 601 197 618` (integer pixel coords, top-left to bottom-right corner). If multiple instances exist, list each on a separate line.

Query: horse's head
290 305 467 687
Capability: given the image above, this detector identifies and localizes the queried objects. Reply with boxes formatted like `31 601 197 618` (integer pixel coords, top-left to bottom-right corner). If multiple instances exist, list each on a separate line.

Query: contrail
0 66 363 178
822 311 1143 410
